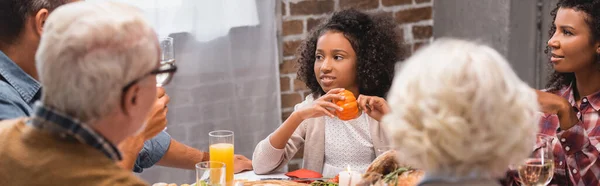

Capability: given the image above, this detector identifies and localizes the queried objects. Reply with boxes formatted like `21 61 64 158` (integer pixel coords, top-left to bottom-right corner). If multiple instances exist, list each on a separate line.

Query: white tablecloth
185 171 289 186
234 171 288 181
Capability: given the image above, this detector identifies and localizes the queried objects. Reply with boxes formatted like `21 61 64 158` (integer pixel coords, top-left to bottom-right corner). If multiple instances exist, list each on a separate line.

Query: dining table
233 170 288 181
182 171 290 186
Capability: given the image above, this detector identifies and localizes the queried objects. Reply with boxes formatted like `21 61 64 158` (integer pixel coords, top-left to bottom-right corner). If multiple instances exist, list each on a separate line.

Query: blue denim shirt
0 51 171 173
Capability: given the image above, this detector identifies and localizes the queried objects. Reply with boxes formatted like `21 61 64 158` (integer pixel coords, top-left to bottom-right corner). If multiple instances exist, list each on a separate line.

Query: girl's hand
535 90 578 130
297 88 346 120
357 95 389 122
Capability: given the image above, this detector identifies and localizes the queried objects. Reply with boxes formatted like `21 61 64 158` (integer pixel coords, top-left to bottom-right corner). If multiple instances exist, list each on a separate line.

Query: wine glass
156 37 176 132
156 37 175 87
517 133 555 186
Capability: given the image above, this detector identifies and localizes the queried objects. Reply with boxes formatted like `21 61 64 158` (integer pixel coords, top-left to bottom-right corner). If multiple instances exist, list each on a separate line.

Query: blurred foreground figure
383 38 540 186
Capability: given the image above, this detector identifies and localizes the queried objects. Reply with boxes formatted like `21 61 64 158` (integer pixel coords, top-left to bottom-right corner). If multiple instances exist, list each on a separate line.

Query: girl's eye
563 30 573 36
334 55 344 60
316 55 324 60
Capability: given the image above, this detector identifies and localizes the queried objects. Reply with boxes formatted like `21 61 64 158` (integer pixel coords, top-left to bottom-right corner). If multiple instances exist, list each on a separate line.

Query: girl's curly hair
545 0 600 92
296 8 406 98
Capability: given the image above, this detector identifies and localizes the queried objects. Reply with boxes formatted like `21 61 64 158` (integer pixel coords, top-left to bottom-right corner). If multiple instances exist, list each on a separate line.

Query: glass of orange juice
209 130 234 186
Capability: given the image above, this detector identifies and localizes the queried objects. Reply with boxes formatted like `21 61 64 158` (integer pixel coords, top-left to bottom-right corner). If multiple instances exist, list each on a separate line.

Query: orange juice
210 143 234 185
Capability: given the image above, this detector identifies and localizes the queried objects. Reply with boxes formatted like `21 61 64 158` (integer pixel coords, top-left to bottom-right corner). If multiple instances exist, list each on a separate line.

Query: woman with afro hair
534 0 600 185
252 9 405 176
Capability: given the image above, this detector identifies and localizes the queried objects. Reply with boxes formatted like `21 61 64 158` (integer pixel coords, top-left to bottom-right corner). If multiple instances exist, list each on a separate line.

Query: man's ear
34 8 50 36
122 84 141 116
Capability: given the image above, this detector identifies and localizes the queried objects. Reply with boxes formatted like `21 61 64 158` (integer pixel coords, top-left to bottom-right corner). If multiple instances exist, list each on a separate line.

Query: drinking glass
517 133 555 186
196 161 226 186
157 37 175 87
209 130 234 186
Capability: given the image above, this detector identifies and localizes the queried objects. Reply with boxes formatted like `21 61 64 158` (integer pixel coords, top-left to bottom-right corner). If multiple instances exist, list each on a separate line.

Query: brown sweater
0 118 148 186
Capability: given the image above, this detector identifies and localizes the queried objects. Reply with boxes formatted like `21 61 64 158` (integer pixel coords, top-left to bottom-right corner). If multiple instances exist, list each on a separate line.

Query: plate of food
152 183 191 186
366 150 424 186
159 150 422 186
310 150 423 186
157 179 309 186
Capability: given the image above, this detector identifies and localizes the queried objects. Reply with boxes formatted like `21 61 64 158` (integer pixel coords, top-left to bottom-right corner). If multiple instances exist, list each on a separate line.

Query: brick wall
279 0 434 121
277 0 434 170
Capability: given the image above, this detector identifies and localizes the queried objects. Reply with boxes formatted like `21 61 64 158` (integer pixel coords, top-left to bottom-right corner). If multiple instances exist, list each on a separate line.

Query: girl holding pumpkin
252 9 405 177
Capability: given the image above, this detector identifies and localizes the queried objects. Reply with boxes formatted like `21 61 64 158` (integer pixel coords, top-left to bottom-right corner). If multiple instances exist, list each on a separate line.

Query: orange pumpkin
335 90 359 120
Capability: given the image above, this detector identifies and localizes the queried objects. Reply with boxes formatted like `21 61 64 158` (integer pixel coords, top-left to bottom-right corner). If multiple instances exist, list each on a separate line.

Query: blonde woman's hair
383 38 539 178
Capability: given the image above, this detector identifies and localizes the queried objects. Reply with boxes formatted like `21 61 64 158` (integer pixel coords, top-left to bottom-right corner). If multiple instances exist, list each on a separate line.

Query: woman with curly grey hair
383 38 539 186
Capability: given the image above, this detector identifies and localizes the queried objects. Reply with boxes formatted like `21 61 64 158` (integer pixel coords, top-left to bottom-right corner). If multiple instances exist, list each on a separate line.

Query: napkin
285 168 323 179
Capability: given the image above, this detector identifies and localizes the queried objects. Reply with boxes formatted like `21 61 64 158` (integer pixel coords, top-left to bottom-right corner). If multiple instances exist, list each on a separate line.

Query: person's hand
140 87 170 140
117 135 145 170
535 90 578 130
357 95 390 122
233 154 253 173
296 88 346 120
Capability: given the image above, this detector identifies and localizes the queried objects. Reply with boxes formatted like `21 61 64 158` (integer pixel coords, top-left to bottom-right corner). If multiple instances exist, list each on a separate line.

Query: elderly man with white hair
0 1 174 185
0 0 252 176
383 38 540 186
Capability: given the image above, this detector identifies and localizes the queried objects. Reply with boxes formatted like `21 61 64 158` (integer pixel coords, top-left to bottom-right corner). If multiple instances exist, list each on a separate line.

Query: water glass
196 161 226 186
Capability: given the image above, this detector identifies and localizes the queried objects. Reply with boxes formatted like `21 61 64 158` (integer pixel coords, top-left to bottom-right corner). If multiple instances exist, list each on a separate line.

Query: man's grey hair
35 1 158 122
